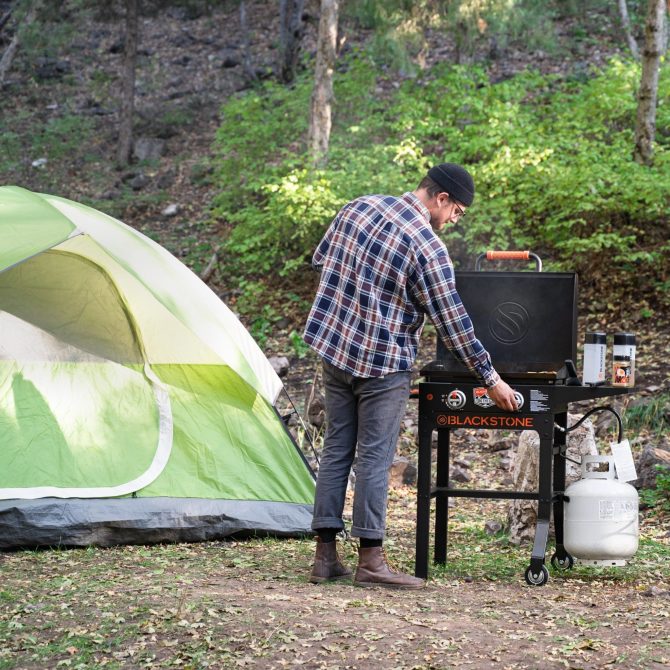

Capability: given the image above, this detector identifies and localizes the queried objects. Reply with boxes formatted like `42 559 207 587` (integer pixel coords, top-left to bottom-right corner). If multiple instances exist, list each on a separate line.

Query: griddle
414 252 632 586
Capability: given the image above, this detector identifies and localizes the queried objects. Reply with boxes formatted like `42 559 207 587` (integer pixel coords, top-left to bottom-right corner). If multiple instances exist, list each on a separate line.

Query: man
303 163 518 589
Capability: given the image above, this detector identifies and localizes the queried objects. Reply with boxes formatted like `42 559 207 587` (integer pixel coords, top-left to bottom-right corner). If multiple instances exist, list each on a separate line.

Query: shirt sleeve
410 253 501 387
312 207 346 271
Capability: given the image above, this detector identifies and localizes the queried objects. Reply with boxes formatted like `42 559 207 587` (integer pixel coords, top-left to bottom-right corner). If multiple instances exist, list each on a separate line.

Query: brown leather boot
354 546 425 589
309 538 353 584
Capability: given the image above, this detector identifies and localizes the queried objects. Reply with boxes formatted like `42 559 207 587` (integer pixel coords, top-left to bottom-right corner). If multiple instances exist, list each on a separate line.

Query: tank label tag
598 500 638 520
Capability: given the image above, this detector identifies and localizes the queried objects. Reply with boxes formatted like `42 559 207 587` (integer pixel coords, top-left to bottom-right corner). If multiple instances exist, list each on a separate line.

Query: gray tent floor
0 498 314 549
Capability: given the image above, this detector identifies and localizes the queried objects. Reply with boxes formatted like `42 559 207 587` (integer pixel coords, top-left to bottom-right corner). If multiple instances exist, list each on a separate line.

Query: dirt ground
1 508 669 670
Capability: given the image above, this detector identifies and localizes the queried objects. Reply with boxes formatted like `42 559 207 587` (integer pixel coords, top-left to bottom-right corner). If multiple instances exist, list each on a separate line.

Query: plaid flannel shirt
303 192 500 387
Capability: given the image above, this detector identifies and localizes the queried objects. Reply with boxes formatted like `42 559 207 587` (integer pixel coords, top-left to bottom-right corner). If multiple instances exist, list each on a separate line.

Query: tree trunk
617 0 640 58
278 0 305 83
239 0 257 82
633 0 666 165
0 2 38 88
308 0 338 168
0 5 14 34
117 0 138 167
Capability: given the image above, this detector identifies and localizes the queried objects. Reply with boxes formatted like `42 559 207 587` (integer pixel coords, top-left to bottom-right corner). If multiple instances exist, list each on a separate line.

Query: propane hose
554 405 624 465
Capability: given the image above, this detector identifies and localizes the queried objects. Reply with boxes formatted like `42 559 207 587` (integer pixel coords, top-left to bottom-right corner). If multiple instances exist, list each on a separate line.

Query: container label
473 387 495 408
530 389 549 413
598 500 637 521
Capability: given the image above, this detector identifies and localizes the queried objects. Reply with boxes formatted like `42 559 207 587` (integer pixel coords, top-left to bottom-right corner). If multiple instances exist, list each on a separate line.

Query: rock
274 317 290 330
161 203 179 218
31 158 48 168
594 410 617 437
34 57 71 80
484 520 503 535
499 454 513 471
306 390 326 429
450 466 471 484
156 170 176 189
453 457 471 469
508 414 597 545
109 38 124 54
129 173 150 191
133 137 166 162
174 33 196 48
98 189 120 200
641 585 669 597
268 356 290 378
218 50 241 68
389 457 417 487
635 445 670 489
398 435 415 453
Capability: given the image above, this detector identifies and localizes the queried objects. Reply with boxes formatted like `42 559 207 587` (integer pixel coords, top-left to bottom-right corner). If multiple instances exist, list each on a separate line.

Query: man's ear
437 191 450 206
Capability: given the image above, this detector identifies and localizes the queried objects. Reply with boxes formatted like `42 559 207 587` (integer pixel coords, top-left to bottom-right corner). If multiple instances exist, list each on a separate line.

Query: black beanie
427 163 475 207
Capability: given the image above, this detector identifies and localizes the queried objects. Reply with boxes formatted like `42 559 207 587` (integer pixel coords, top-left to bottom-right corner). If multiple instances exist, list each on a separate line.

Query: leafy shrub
212 53 670 308
639 465 670 512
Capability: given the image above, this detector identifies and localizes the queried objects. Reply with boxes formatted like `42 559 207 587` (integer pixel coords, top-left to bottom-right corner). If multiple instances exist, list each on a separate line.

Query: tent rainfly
0 186 315 548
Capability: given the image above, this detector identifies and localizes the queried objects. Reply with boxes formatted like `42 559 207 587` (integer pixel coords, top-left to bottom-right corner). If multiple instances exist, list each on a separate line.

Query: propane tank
563 455 639 566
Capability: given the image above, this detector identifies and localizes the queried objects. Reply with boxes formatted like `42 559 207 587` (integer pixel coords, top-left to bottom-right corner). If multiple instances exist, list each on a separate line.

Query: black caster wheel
550 552 574 570
524 565 549 586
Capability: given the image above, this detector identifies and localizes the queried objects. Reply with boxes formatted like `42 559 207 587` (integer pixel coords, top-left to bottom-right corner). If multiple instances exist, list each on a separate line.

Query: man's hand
488 379 518 412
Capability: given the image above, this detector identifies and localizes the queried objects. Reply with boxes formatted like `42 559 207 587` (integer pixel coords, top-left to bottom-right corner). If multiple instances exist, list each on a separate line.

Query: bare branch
0 5 14 34
617 0 640 59
0 2 38 88
200 247 220 283
239 0 257 83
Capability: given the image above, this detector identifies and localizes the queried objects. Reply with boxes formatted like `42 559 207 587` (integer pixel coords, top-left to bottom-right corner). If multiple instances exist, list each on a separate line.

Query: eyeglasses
452 200 466 219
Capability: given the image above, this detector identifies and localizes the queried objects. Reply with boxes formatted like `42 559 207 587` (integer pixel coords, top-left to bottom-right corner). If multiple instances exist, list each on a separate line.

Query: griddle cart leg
434 429 450 565
525 428 553 586
415 423 433 579
550 411 575 570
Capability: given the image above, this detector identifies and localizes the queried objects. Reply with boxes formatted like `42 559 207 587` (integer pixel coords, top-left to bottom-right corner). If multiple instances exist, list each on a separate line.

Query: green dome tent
0 186 315 548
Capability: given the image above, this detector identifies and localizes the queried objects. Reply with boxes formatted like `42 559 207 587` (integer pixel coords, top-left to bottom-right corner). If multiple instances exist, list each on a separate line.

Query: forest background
1 1 670 669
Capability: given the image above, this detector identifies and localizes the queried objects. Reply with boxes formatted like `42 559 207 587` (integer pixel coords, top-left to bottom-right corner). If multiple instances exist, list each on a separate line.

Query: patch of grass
31 114 96 162
624 393 670 437
427 514 670 584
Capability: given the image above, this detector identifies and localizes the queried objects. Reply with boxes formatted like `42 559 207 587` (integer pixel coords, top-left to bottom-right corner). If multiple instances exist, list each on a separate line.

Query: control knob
446 389 467 410
514 391 525 410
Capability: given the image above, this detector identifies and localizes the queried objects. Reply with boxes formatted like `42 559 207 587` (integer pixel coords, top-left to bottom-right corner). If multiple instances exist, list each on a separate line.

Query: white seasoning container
583 331 607 385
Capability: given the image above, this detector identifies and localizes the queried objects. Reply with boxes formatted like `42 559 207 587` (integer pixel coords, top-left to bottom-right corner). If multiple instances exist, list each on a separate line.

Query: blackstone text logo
437 414 535 428
489 302 530 344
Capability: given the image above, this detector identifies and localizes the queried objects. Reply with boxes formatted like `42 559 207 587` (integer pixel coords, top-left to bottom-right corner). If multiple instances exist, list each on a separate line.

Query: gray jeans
312 360 411 539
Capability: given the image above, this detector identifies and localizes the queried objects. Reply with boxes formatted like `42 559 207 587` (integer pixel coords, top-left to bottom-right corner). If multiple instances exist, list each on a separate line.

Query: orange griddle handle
486 250 530 261
475 251 542 272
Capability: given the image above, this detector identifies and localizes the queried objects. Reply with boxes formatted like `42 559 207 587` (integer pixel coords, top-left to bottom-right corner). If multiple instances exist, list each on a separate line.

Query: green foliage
31 114 95 161
624 394 670 437
639 466 670 512
212 54 670 291
0 132 23 173
341 0 606 70
288 330 310 359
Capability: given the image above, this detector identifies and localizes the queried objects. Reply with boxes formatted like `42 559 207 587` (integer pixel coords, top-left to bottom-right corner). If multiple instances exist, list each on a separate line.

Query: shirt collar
401 192 431 225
